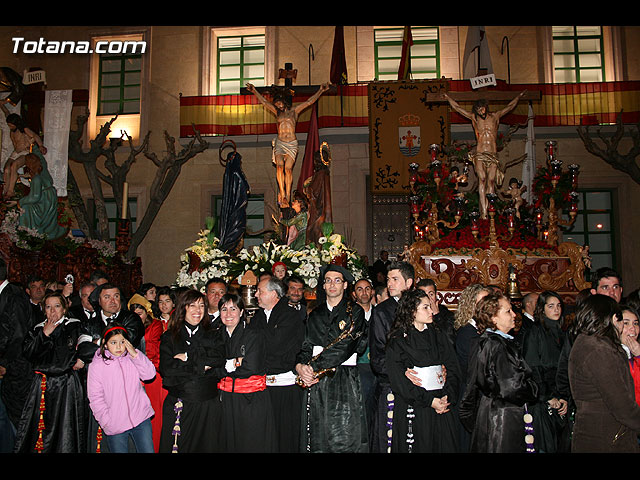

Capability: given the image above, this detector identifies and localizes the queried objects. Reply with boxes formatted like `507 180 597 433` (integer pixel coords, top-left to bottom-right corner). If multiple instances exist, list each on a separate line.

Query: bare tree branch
577 111 640 185
126 125 209 260
68 112 119 240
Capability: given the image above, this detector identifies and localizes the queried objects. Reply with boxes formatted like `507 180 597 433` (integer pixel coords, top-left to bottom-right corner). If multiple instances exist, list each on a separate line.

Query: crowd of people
1 253 640 454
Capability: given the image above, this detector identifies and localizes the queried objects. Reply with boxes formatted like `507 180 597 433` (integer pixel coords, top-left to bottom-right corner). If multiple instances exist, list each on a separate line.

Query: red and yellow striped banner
180 84 369 137
180 81 640 137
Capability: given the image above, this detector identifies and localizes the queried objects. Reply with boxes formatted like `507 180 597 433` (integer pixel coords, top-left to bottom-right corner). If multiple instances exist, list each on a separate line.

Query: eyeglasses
324 278 344 285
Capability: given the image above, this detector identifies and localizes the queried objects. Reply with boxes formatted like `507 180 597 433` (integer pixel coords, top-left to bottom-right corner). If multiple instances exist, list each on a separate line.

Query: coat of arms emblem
398 113 421 157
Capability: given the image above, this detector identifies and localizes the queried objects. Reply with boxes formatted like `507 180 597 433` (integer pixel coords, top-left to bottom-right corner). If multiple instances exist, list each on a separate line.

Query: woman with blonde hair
453 283 490 452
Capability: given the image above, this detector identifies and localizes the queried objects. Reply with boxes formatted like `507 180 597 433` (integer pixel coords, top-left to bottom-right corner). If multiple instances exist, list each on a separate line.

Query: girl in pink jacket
87 324 157 453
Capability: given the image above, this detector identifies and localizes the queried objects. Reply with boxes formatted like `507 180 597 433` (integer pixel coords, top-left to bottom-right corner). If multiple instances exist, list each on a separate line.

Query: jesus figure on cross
247 82 329 206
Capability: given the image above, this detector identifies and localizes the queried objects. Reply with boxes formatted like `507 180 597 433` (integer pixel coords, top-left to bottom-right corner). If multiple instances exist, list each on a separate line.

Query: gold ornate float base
405 240 589 308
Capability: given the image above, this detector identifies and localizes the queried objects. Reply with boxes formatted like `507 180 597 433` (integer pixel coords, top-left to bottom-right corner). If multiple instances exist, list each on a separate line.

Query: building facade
1 25 638 289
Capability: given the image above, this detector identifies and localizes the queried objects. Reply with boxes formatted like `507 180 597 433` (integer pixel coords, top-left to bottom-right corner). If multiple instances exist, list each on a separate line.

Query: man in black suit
416 277 456 345
204 277 227 327
0 258 33 452
24 274 46 328
77 282 144 453
368 260 415 453
68 282 97 323
90 283 143 346
284 274 307 323
251 276 305 453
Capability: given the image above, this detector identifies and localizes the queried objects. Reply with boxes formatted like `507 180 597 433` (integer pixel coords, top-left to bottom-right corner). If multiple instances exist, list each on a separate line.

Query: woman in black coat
158 289 225 453
216 293 277 453
385 288 461 453
459 291 539 453
522 290 569 452
13 292 91 453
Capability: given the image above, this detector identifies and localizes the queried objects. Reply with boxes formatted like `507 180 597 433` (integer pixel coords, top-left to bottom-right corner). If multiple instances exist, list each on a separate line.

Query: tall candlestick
121 182 129 219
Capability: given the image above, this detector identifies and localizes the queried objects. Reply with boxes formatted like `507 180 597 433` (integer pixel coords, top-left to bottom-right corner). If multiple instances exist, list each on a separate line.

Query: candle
429 144 439 162
546 140 557 161
121 182 129 219
470 211 480 231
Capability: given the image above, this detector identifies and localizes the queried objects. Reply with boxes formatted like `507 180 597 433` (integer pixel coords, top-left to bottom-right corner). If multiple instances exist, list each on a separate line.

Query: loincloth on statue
470 151 505 187
8 149 29 161
272 137 298 165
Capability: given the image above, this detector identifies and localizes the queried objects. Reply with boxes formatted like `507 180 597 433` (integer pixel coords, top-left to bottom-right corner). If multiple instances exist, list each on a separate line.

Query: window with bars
212 194 265 248
374 26 440 81
98 52 142 115
561 189 617 274
90 197 137 247
552 26 604 83
217 34 265 95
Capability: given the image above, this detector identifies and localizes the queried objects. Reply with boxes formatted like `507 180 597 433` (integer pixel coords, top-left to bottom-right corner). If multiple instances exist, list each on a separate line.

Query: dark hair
26 274 44 287
354 277 373 288
98 283 120 295
169 288 208 338
388 288 429 340
156 286 176 303
591 267 622 290
0 258 6 281
292 190 308 211
99 322 131 360
387 261 415 282
416 278 436 291
89 269 109 285
205 277 227 290
572 294 622 350
375 285 388 297
285 274 305 288
271 87 293 109
472 98 489 116
575 288 592 308
474 291 508 335
138 282 156 296
533 290 563 330
623 289 640 313
6 113 25 132
217 293 247 325
620 304 640 321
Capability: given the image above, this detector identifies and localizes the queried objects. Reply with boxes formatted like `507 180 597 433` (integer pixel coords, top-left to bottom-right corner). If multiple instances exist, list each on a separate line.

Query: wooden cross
427 89 541 103
240 62 335 97
279 62 297 87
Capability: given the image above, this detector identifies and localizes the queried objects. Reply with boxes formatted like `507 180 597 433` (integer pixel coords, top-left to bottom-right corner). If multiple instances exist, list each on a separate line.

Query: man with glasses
295 265 368 452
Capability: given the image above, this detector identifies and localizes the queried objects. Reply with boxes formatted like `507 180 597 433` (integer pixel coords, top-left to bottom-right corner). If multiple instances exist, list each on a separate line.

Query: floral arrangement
0 205 119 264
0 208 47 251
175 218 233 291
175 219 367 292
531 167 576 211
87 238 117 260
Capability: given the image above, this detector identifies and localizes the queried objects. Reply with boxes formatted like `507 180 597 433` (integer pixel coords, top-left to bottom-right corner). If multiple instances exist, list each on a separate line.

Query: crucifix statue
246 64 329 207
442 90 526 219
